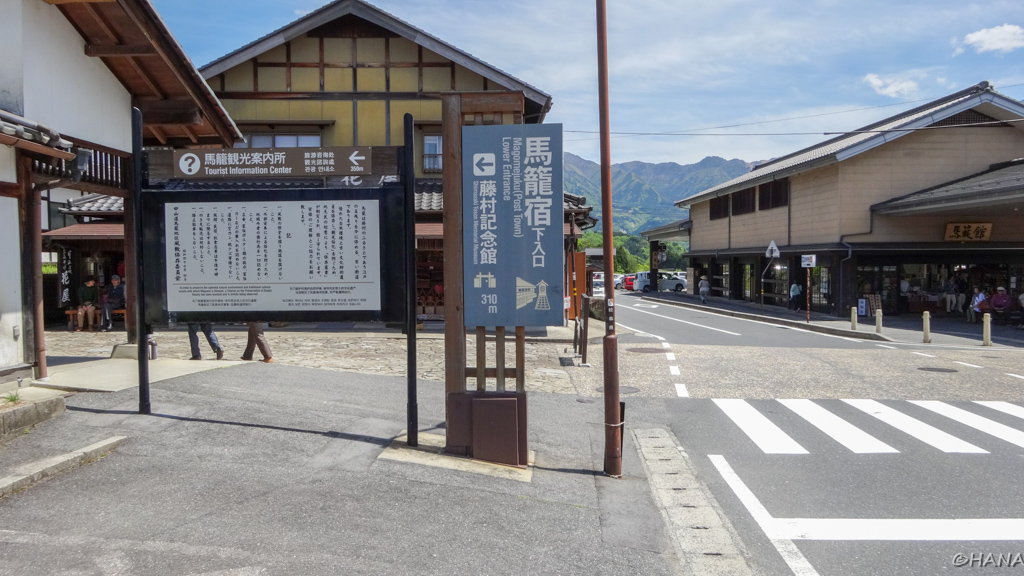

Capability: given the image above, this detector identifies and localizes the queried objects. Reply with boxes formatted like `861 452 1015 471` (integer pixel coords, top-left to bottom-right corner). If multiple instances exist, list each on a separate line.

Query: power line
564 82 1024 142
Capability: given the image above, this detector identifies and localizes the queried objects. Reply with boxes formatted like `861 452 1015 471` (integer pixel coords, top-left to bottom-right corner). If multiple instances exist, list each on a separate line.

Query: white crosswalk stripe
843 399 987 454
713 399 809 454
778 399 898 454
911 401 1024 449
710 398 1022 455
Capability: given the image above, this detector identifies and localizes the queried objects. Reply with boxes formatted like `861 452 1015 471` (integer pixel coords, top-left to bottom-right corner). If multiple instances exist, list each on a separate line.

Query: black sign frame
140 186 408 324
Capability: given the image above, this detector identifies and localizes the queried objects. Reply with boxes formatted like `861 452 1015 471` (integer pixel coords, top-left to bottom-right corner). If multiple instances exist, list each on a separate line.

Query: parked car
613 274 624 289
592 279 608 297
624 274 636 290
634 271 686 293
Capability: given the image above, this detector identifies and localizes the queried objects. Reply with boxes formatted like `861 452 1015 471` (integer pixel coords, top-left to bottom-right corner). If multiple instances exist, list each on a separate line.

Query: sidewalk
0 352 737 574
635 290 1024 348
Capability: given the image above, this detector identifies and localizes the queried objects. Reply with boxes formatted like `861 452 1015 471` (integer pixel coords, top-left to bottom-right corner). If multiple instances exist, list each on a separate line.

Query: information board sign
173 147 373 179
141 187 408 324
462 124 564 327
164 200 381 312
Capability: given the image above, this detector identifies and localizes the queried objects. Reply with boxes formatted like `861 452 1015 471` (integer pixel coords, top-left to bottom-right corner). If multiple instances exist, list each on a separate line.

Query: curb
0 396 66 440
0 436 127 499
640 296 893 342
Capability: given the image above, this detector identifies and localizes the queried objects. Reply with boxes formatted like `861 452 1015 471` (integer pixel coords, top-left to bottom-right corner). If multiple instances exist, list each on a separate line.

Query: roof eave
675 154 838 207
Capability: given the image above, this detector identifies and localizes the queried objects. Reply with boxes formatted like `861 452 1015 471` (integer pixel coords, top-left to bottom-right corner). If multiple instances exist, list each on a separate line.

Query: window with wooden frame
731 187 756 216
709 196 730 220
423 135 442 173
758 178 790 210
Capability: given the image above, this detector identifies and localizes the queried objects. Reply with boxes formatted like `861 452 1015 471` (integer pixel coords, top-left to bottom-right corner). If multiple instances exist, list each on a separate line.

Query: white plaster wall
0 196 24 369
0 146 16 184
0 0 25 116
21 0 132 152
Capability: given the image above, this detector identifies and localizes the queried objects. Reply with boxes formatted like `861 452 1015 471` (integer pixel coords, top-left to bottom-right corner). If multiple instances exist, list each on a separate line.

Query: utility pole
596 0 621 477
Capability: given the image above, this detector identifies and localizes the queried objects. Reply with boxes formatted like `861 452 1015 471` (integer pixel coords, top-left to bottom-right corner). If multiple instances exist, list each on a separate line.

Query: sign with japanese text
462 124 564 327
801 255 817 268
173 147 373 179
944 223 992 241
164 200 380 312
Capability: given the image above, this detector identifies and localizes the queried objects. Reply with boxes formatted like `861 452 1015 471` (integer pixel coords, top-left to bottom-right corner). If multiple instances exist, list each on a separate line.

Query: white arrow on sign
349 150 366 166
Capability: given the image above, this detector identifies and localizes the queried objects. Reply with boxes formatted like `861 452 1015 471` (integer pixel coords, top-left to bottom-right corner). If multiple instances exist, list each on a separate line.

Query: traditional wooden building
1 0 239 384
675 82 1024 316
194 0 592 319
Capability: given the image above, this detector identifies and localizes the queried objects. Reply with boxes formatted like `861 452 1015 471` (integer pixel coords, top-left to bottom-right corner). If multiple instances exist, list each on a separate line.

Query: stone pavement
40 320 613 396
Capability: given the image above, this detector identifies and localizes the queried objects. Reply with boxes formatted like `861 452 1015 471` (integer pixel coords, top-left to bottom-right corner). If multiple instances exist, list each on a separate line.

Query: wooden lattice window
758 179 790 210
710 196 729 220
731 187 756 215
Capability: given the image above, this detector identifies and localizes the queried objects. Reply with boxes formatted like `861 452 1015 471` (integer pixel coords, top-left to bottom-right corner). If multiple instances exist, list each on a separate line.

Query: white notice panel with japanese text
164 200 381 312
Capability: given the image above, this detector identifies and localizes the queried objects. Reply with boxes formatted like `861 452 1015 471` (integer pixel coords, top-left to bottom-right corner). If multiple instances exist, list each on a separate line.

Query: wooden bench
65 308 125 331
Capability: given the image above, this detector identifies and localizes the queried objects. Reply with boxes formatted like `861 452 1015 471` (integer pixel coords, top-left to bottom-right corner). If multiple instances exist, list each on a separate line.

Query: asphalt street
613 293 1024 575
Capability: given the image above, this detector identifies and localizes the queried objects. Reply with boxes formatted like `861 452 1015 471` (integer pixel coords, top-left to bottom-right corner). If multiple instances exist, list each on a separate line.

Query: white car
613 274 624 289
634 271 686 293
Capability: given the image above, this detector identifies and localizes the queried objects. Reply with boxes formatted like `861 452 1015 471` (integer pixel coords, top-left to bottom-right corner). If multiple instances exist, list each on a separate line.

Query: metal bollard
875 309 883 335
922 311 931 344
149 338 158 360
851 306 857 331
983 313 992 346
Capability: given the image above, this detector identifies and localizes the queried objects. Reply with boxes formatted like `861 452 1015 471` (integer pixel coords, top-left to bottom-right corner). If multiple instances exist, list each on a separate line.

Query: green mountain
564 152 755 235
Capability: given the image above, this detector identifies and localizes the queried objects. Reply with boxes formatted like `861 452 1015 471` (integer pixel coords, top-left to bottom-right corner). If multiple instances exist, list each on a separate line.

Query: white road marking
1009 373 1024 380
614 322 665 341
713 399 808 454
974 401 1024 421
876 344 896 349
674 384 689 397
709 455 820 575
954 361 982 368
842 399 987 453
633 303 660 308
665 352 676 361
669 365 680 376
661 342 671 348
620 306 742 335
912 352 936 357
712 454 1024 544
912 400 1024 449
778 399 898 454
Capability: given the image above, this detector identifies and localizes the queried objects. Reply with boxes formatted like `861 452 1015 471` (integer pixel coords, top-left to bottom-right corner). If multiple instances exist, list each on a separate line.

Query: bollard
983 313 992 346
875 308 883 335
149 338 158 360
922 311 931 344
851 306 857 331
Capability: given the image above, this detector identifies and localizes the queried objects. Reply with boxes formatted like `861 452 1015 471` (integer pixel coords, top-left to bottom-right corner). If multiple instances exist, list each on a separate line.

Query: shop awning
873 159 1024 216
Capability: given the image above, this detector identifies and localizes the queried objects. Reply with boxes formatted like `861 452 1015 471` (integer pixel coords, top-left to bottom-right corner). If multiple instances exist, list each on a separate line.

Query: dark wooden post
442 94 467 441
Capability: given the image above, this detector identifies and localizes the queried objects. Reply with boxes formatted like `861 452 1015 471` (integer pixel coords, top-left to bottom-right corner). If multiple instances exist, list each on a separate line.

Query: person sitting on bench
100 274 125 332
76 276 100 331
990 286 1013 324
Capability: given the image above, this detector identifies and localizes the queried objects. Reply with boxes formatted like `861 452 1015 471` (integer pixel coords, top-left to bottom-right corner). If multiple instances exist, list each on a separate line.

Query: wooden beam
213 91 440 101
148 125 167 145
126 57 164 98
442 94 465 401
0 134 76 161
43 0 115 4
457 92 525 115
181 125 200 144
81 3 120 44
0 181 20 199
85 44 157 57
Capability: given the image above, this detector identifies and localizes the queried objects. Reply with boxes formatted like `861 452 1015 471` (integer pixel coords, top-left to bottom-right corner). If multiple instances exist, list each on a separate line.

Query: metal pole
805 270 810 323
132 108 150 414
596 0 621 478
404 113 418 447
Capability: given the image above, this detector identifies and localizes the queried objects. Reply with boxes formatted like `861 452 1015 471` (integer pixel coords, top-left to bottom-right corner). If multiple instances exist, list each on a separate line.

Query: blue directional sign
463 124 564 327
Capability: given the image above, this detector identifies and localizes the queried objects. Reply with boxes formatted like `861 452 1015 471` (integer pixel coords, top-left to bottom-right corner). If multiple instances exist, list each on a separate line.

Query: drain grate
918 367 959 373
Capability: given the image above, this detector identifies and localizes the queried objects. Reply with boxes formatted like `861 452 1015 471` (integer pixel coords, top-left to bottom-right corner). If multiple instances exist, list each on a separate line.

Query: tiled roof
61 194 123 214
873 159 1024 214
676 82 1024 206
42 222 123 240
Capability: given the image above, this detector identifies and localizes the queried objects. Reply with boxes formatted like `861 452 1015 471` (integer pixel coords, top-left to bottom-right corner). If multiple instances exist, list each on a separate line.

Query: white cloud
962 24 1024 54
864 73 920 98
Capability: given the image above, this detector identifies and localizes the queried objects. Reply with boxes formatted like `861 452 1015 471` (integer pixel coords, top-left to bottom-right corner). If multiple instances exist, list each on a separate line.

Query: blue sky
154 0 1024 165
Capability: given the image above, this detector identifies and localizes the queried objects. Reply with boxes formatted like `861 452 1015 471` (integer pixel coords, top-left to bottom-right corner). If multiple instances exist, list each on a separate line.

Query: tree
578 231 602 249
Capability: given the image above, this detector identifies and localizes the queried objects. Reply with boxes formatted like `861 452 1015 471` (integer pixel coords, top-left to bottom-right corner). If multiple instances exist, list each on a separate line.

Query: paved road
614 293 1024 574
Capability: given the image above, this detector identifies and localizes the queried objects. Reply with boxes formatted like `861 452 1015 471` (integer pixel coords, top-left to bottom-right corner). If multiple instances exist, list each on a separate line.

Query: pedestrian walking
241 321 273 363
698 275 710 304
188 323 224 360
944 277 958 313
789 281 803 311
